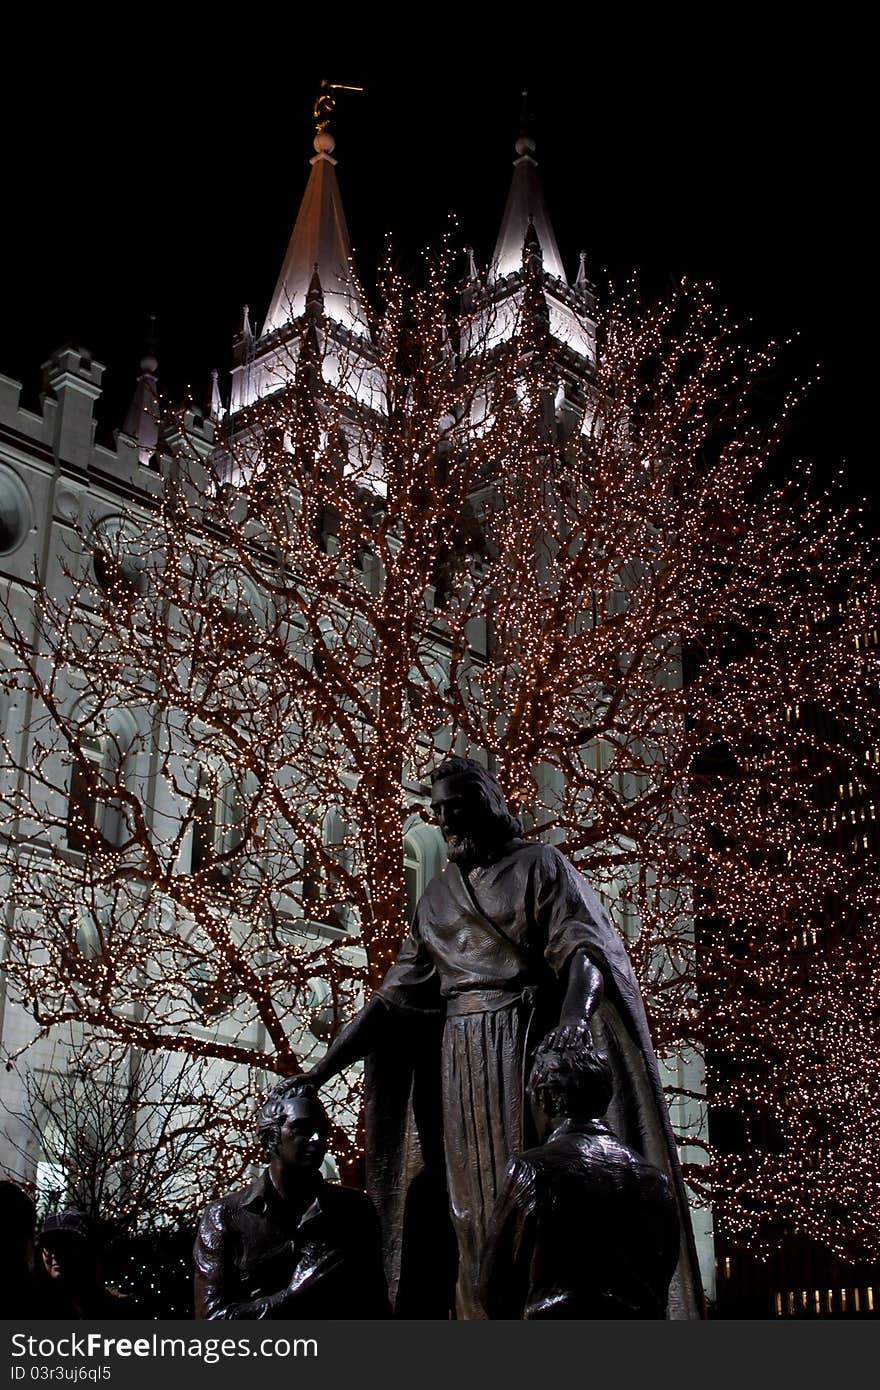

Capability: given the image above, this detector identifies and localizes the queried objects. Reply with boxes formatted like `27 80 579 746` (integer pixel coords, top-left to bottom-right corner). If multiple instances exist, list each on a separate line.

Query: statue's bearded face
430 775 494 867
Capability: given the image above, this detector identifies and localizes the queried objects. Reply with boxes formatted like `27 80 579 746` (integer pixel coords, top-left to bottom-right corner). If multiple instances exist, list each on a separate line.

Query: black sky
2 21 873 515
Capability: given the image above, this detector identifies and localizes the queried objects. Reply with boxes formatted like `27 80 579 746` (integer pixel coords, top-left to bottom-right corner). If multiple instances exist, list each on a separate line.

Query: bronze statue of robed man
303 755 705 1319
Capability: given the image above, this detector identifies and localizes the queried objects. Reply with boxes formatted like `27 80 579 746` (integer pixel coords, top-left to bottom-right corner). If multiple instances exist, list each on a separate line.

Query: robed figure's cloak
364 840 705 1320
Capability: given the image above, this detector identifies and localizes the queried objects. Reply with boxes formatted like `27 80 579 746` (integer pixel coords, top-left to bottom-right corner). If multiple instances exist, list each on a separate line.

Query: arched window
190 764 220 876
300 834 324 913
402 815 446 923
60 903 109 983
75 906 106 961
66 711 138 855
205 568 269 653
404 834 423 924
188 958 235 1016
298 808 353 931
66 730 107 853
189 761 256 883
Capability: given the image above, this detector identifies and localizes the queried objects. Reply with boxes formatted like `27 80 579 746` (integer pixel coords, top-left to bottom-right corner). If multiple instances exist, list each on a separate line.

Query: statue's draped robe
365 839 704 1320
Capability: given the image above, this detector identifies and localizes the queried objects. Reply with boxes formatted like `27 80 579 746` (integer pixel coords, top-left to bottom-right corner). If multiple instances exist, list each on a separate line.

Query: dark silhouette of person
0 1179 38 1318
479 1036 680 1318
193 1082 389 1318
36 1210 134 1318
303 756 703 1319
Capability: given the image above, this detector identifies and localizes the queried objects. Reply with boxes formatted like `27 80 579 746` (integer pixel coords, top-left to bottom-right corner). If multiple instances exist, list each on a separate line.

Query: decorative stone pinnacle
516 89 536 157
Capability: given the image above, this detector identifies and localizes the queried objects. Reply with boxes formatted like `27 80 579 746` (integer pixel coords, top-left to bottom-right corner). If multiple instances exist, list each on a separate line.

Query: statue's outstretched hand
284 996 390 1099
296 1067 327 1092
271 1073 322 1101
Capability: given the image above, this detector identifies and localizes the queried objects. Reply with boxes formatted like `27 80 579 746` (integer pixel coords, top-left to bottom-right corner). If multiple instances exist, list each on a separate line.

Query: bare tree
3 1036 256 1232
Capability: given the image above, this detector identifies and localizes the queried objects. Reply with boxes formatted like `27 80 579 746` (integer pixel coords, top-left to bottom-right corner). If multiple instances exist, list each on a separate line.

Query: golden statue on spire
314 79 364 134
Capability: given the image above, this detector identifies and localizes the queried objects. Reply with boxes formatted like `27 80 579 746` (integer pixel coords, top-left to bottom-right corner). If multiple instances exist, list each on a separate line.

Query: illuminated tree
0 240 877 1254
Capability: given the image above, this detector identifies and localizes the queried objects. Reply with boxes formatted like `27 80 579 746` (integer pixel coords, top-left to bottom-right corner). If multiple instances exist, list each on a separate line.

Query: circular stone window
0 466 33 556
91 515 145 594
207 566 267 625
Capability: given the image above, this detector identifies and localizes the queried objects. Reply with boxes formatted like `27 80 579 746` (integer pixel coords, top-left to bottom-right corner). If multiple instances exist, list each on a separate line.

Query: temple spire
262 86 366 338
520 218 551 347
300 265 324 376
123 319 160 465
492 95 566 284
306 262 325 313
209 369 224 423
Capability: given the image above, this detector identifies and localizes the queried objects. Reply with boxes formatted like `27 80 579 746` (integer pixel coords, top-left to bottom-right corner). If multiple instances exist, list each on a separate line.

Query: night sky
2 23 872 518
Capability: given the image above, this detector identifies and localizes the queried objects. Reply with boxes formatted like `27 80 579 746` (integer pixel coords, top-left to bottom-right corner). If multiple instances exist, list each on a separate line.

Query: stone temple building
0 109 715 1304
